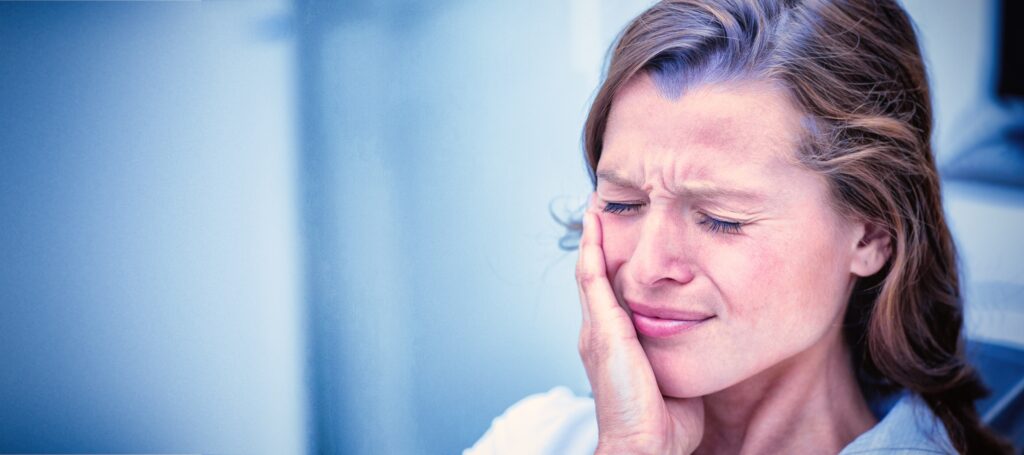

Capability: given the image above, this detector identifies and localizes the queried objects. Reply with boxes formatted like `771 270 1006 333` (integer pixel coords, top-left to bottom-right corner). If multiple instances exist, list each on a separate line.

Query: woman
467 0 1013 453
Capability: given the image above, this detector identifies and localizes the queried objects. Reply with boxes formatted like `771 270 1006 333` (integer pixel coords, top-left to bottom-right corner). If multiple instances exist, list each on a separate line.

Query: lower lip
631 313 713 338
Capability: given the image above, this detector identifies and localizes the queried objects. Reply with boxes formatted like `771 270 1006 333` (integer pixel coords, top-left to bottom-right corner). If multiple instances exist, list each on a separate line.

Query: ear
850 221 892 277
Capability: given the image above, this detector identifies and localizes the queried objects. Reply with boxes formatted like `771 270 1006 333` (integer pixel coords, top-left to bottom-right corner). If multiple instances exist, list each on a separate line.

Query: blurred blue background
0 1 1020 454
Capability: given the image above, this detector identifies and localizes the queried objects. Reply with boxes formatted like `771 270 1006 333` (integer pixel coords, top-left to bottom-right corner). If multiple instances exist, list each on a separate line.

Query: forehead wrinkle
677 114 781 173
596 168 645 190
673 116 798 188
599 78 804 208
596 167 767 204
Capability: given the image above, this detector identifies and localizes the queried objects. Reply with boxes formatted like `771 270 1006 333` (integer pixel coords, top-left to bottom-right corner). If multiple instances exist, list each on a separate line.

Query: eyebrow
596 170 767 203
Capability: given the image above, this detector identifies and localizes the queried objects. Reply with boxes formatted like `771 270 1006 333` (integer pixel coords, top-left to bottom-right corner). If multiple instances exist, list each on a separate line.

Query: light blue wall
0 2 307 453
901 0 1000 160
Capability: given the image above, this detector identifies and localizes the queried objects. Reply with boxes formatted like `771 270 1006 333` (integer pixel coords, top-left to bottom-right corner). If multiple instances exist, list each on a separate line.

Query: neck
694 325 877 455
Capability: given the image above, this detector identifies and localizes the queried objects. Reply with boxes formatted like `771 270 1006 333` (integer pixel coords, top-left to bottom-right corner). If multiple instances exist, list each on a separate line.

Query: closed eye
699 214 743 235
602 201 646 215
601 202 745 235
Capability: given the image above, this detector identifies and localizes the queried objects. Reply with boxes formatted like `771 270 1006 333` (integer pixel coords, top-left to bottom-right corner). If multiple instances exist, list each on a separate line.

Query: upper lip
626 300 714 321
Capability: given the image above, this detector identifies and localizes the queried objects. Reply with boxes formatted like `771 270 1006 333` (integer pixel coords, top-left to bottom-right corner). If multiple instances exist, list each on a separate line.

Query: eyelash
601 202 744 235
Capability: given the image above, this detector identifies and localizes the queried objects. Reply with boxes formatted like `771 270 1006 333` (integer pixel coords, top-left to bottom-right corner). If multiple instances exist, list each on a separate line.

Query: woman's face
596 74 863 398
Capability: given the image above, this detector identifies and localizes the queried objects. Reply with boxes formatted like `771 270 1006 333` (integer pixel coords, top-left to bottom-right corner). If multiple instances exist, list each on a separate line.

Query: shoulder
840 393 957 454
464 386 598 455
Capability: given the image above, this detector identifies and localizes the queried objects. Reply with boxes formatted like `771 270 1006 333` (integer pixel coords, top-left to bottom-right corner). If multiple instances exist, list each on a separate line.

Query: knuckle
575 268 599 287
579 332 610 362
574 257 587 277
578 330 600 360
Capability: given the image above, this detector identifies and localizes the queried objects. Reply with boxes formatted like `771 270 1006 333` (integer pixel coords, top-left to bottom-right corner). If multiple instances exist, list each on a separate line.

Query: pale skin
576 74 893 454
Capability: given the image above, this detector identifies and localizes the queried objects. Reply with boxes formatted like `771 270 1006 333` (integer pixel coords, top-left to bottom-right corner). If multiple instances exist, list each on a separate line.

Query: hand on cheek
577 192 705 455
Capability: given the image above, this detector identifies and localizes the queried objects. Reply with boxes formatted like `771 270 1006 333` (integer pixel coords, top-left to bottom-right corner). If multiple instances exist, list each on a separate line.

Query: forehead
600 74 806 183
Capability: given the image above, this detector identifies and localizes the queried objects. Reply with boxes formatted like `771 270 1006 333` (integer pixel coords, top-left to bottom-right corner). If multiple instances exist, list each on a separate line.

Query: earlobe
850 222 892 277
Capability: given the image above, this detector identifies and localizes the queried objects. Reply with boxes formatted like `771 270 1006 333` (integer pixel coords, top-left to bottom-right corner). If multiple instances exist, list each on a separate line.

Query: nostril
628 256 696 287
630 243 696 287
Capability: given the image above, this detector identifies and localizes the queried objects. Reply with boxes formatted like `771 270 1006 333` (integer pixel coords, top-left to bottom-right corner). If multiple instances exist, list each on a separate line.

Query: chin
644 336 819 399
646 347 738 398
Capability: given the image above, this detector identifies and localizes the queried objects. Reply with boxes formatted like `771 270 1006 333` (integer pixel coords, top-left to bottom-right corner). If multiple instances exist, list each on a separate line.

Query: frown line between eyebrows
595 169 769 205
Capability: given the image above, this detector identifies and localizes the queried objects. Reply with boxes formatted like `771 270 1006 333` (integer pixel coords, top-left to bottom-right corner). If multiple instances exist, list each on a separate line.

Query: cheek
781 229 849 302
728 228 849 336
702 242 785 336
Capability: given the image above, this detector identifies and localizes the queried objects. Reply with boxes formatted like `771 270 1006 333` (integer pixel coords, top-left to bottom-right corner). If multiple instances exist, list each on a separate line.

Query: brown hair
578 0 1012 453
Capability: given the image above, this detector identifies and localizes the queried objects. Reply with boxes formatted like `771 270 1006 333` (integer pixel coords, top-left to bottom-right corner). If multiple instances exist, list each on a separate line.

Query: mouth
627 302 715 338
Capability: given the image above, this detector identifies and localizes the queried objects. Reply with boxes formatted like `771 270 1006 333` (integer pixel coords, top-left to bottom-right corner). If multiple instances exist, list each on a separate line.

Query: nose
627 206 696 287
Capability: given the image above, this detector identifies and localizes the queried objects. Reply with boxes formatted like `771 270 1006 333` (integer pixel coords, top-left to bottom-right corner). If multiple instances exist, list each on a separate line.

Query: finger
575 192 602 325
576 209 631 331
576 211 593 325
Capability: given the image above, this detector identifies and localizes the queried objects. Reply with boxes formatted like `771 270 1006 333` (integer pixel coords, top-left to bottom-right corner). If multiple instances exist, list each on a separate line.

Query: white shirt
465 386 957 454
